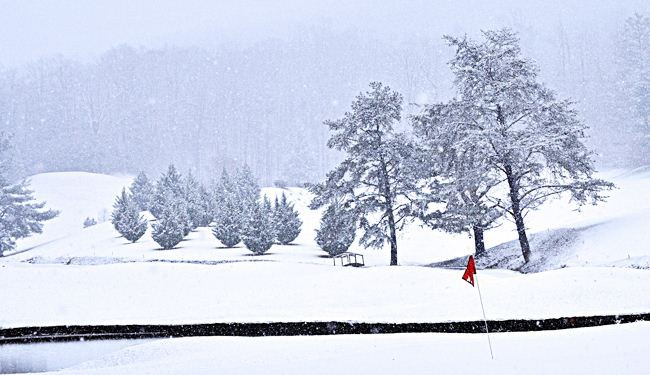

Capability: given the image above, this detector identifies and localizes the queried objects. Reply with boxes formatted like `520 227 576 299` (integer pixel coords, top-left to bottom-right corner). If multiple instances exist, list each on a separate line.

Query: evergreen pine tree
183 170 203 229
111 188 148 243
0 178 59 256
111 188 129 232
282 140 318 186
615 13 650 165
620 14 650 131
212 169 242 247
315 202 357 256
150 164 193 236
0 133 58 256
309 82 428 266
129 171 154 211
151 164 184 219
151 200 185 250
179 204 192 237
273 193 302 245
235 164 260 220
241 196 275 255
196 184 213 227
210 169 228 215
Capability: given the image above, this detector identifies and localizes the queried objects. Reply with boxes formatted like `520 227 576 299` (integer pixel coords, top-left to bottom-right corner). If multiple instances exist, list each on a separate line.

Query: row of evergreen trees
111 165 302 254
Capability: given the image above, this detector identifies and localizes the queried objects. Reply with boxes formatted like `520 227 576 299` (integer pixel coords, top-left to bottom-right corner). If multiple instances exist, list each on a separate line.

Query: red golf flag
462 255 476 286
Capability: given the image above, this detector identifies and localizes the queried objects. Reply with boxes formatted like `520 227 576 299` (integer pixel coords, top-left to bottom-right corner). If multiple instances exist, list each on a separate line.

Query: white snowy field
0 261 648 328
0 169 649 329
4 323 649 374
1 169 649 374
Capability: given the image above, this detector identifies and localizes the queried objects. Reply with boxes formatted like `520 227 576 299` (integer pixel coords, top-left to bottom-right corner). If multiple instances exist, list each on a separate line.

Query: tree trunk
504 164 531 263
379 156 398 266
387 207 398 266
472 226 486 256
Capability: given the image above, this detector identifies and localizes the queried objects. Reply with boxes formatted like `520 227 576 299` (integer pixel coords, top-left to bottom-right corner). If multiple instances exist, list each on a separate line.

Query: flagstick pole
474 274 494 360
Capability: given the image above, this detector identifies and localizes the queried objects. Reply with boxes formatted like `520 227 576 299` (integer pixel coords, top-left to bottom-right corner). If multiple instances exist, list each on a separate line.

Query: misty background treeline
0 13 648 184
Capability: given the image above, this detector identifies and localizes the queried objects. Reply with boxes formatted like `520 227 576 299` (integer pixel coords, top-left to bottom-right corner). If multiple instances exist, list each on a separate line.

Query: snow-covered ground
1 170 649 329
3 323 648 374
1 170 649 374
10 172 133 257
6 168 650 268
1 261 648 328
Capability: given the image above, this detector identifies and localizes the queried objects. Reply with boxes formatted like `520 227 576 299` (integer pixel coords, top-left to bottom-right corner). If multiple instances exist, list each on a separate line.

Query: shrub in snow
111 188 148 243
151 202 185 250
130 171 154 212
273 193 302 245
315 203 356 257
83 217 97 228
241 197 275 255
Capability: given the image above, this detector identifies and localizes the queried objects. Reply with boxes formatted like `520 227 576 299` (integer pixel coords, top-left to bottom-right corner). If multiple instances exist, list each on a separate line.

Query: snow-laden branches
311 82 430 265
413 28 614 262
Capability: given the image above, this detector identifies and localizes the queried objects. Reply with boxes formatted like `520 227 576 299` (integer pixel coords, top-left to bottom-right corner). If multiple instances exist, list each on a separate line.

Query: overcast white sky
1 0 648 67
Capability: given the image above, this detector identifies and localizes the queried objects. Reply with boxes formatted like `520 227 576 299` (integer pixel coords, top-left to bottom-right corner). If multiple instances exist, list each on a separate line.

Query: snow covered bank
19 322 650 374
0 340 149 374
1 262 648 329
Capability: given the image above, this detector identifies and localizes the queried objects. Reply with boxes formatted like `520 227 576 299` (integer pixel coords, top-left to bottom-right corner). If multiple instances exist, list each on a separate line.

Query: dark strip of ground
1 313 648 344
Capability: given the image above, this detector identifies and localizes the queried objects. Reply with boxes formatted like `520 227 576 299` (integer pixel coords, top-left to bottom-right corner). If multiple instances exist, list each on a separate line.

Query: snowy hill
10 172 133 256
0 171 649 331
431 169 650 272
4 169 650 271
6 174 327 266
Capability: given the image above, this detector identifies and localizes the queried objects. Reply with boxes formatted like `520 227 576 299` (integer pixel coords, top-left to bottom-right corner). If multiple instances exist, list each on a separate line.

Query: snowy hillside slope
10 172 133 256
7 183 328 266
431 169 650 272
3 169 650 270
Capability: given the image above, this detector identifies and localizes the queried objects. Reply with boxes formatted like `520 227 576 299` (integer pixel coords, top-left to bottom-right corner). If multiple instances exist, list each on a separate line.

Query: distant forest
1 16 648 184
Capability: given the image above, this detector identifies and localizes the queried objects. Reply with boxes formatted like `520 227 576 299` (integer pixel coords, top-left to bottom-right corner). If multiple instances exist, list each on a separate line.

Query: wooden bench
332 252 365 267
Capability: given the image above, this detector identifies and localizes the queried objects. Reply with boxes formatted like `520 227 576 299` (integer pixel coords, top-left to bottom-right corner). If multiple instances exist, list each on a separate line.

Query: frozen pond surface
0 339 150 374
